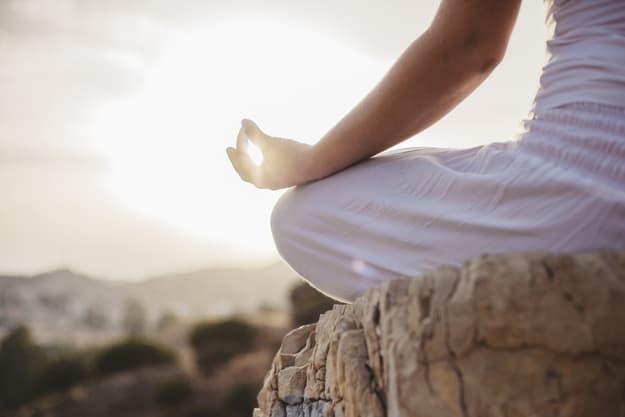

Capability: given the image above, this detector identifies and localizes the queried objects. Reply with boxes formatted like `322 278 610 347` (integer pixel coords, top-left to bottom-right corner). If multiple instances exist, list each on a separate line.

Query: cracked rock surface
254 250 625 417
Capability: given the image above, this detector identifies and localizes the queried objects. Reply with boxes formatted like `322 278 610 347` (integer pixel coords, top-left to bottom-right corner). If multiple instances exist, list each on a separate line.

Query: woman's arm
308 0 521 179
227 0 521 189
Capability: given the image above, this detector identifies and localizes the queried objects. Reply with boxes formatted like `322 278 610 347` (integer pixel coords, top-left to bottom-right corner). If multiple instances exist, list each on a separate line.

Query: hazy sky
0 0 546 280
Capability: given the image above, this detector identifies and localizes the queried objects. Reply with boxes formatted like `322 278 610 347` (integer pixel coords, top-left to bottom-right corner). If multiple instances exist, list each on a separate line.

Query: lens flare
351 258 367 274
246 139 264 166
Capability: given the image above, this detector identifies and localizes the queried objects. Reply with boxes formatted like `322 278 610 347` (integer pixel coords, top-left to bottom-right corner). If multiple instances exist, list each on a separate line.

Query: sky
0 0 547 280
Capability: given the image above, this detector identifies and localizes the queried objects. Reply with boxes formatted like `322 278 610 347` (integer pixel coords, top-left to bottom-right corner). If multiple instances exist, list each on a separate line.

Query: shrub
223 382 259 417
95 338 175 376
184 405 224 417
289 282 338 326
39 354 89 394
122 298 147 336
156 310 178 333
195 342 240 375
154 376 192 406
0 326 47 410
189 318 256 349
188 318 256 375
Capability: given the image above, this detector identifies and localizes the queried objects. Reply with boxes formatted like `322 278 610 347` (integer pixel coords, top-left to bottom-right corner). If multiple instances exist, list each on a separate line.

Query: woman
226 0 625 303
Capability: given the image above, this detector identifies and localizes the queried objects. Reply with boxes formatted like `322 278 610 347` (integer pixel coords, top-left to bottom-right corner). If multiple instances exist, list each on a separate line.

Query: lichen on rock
254 250 625 417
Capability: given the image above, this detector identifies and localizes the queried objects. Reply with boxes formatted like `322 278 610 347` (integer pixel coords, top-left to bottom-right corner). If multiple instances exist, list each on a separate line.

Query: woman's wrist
303 143 334 183
303 145 325 182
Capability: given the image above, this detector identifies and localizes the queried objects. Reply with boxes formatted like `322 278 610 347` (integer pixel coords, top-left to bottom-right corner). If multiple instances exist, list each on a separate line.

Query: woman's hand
226 119 323 190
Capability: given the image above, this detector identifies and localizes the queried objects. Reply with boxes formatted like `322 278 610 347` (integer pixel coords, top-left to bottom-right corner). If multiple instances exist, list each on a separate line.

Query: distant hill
0 263 299 344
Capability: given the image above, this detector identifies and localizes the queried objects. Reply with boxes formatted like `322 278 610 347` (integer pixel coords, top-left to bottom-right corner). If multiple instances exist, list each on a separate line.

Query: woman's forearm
308 0 521 180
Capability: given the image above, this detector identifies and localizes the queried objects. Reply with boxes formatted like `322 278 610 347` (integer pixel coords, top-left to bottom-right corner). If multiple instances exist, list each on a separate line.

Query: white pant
271 103 625 302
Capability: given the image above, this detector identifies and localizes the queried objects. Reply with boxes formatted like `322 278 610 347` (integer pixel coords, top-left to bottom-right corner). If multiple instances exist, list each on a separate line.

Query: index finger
236 124 248 152
226 147 255 184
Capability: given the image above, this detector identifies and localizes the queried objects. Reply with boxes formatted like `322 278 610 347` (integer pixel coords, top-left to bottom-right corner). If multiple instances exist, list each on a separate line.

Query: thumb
241 119 269 148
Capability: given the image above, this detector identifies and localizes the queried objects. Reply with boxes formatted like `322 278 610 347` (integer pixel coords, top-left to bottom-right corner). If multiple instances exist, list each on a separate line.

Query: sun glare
245 139 264 166
85 16 387 256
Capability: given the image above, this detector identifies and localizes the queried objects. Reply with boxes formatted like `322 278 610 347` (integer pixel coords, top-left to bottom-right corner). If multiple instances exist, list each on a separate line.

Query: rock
281 324 316 354
255 250 625 417
278 365 308 405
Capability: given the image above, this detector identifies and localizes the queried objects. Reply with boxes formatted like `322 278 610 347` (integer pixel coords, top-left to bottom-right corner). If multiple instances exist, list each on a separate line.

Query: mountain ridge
0 262 299 344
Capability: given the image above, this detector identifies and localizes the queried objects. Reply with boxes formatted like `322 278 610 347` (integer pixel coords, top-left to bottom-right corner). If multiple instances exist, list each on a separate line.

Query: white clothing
270 1 625 302
535 0 625 112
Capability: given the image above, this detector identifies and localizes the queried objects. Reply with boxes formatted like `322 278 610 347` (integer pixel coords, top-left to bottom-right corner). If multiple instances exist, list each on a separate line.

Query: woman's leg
270 146 494 302
271 144 621 303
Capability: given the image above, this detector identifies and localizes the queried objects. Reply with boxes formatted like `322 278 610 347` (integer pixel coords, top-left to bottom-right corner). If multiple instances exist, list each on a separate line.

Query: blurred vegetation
0 327 181 413
156 310 179 333
82 306 109 331
39 354 89 394
180 381 258 417
223 382 259 416
289 282 339 327
0 284 341 417
95 338 175 376
189 318 257 376
155 375 193 407
122 298 147 336
184 405 221 417
0 326 47 410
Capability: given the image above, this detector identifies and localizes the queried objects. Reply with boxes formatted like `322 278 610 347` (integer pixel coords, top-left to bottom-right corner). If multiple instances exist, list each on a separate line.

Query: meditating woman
226 0 625 303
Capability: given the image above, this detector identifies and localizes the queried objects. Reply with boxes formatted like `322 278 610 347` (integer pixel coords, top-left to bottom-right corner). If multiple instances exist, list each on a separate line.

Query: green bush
155 376 192 406
0 326 47 410
39 354 89 394
184 405 224 417
95 338 175 376
224 382 259 417
189 318 256 349
188 318 256 375
290 282 338 326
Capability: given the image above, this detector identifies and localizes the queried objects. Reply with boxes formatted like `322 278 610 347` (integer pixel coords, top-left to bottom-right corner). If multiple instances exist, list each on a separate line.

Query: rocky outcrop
254 250 625 417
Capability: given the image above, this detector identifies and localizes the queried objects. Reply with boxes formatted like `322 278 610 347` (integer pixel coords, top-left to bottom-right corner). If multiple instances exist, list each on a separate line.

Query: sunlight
85 16 387 256
245 139 264 167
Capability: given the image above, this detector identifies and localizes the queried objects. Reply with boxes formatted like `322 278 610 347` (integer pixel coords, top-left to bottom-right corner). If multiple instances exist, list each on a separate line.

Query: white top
533 0 625 113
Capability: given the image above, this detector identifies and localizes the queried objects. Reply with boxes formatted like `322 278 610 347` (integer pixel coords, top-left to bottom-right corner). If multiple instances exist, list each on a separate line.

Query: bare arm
227 0 521 189
308 0 521 179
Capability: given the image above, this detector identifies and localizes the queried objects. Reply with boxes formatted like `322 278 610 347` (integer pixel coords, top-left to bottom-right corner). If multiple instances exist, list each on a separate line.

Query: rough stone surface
278 365 308 405
254 250 625 417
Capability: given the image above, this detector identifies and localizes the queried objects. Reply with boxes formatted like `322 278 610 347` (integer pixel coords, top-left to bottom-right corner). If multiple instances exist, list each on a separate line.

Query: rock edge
255 250 625 417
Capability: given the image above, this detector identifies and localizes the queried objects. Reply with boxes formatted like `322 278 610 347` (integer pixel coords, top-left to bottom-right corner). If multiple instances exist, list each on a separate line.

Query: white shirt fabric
534 0 625 112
